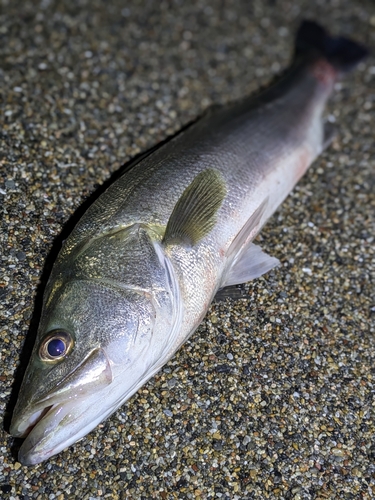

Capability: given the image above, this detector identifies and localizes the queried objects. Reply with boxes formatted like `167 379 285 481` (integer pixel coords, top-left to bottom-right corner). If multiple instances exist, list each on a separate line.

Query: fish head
10 257 173 465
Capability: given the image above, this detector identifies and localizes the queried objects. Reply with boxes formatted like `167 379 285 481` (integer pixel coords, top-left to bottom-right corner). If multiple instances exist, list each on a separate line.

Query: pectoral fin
163 169 227 247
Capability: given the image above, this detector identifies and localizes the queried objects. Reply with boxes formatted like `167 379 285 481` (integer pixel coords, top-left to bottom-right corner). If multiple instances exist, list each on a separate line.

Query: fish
9 21 368 465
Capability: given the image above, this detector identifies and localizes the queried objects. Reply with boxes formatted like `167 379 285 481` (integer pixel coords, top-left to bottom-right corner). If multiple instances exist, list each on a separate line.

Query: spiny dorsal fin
163 169 227 247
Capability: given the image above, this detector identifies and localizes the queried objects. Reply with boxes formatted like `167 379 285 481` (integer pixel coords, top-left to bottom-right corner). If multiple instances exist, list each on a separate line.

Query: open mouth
9 347 115 465
10 390 117 465
10 398 79 465
12 404 54 438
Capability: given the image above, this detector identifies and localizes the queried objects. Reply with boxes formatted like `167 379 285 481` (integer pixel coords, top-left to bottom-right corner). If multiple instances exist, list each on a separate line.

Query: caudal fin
296 20 369 72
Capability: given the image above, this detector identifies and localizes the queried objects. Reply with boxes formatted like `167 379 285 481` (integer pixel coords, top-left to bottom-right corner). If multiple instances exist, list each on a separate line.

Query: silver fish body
10 21 367 464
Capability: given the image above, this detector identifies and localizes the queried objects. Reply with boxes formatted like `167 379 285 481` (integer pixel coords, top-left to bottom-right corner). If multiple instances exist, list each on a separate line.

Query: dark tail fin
296 20 369 72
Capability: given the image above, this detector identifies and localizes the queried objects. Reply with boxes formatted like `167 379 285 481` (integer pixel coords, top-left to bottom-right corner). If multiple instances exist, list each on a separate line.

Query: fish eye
39 330 73 362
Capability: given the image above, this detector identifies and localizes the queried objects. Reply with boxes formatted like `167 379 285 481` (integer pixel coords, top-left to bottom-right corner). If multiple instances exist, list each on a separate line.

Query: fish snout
10 347 113 439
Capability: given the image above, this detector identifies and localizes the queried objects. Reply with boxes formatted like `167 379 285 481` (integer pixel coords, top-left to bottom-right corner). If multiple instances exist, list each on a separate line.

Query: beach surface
1 0 374 498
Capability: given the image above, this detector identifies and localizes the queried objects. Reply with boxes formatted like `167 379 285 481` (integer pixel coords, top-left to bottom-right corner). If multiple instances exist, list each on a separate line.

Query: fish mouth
10 347 114 465
12 399 77 465
11 391 115 466
11 404 54 438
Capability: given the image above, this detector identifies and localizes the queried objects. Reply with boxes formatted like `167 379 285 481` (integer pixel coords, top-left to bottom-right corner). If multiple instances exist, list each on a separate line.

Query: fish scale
68 65 322 249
